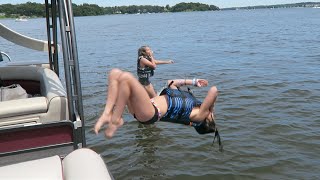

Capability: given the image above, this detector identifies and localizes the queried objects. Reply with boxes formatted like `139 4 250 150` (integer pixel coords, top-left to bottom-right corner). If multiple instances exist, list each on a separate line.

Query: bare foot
94 112 112 134
104 118 124 138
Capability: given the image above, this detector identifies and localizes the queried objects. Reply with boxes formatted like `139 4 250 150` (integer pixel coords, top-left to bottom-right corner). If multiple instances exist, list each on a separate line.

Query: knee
109 68 123 79
118 71 135 82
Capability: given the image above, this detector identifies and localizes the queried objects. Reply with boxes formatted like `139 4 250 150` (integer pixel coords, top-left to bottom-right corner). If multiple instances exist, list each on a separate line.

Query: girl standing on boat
94 69 221 147
137 45 174 98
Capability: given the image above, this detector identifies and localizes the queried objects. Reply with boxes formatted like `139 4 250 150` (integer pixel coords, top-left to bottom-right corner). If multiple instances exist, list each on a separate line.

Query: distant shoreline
0 2 319 18
0 2 219 17
221 2 320 10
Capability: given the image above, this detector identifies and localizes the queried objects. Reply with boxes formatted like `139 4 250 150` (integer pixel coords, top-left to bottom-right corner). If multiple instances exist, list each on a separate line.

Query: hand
168 60 174 64
149 50 154 57
195 79 208 87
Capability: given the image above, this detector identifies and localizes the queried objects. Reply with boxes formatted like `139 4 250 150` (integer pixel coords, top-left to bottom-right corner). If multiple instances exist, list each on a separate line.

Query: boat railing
54 0 85 146
0 51 11 62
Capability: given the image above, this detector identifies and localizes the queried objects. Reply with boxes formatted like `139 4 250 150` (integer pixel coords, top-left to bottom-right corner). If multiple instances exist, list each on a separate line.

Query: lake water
1 8 320 180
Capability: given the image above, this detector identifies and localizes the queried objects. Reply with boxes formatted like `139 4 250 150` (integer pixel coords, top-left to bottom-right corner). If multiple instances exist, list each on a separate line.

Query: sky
1 0 319 8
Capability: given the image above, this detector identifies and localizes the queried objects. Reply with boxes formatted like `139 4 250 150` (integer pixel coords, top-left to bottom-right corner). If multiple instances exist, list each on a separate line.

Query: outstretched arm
167 78 208 89
150 52 174 65
154 59 174 65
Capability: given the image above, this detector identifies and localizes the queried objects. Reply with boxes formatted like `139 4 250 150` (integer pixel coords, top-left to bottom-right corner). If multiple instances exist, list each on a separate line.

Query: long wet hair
193 114 223 152
138 45 150 58
194 118 216 135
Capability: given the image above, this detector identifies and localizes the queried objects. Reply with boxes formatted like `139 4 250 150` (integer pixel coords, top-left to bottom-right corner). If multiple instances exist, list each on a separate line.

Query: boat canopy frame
45 0 85 147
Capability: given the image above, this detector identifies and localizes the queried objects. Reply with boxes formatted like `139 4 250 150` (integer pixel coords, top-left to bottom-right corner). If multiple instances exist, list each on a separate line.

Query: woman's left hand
196 79 208 87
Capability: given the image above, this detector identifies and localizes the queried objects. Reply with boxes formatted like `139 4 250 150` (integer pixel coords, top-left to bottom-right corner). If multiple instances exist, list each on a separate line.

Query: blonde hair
138 45 150 57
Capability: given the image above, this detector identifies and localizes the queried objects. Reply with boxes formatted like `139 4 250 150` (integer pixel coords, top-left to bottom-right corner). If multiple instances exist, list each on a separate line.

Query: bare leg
104 69 122 115
144 83 157 98
95 69 156 138
192 86 218 121
113 73 153 121
94 68 123 135
103 74 131 138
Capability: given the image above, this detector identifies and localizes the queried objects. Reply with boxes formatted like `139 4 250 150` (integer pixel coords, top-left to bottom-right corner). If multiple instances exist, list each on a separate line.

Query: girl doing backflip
95 68 222 149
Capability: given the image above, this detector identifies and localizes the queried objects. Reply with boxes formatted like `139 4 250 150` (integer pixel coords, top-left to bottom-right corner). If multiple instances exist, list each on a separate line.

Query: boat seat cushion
0 155 63 180
63 148 113 180
0 97 47 119
0 148 113 180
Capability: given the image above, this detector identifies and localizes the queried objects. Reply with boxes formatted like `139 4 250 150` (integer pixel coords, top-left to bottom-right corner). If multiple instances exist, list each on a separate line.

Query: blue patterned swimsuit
159 88 202 125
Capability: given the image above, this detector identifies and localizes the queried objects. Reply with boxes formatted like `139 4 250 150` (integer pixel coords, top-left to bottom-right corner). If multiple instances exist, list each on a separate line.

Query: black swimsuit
134 104 159 125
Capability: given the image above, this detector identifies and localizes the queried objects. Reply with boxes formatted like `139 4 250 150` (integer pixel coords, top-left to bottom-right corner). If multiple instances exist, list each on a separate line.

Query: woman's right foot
94 112 112 134
104 118 124 138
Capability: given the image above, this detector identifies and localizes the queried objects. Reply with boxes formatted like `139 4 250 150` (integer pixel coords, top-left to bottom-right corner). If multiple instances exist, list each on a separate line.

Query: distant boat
15 16 28 22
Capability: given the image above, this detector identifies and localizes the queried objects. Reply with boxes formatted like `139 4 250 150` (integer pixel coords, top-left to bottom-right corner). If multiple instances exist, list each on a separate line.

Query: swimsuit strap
150 98 161 121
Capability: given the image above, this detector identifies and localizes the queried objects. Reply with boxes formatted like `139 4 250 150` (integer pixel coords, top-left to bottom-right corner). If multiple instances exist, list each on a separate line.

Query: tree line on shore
0 2 219 18
223 2 320 10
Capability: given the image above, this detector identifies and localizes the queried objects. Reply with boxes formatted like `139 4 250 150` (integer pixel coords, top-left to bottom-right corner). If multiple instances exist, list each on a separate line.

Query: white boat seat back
0 66 68 127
